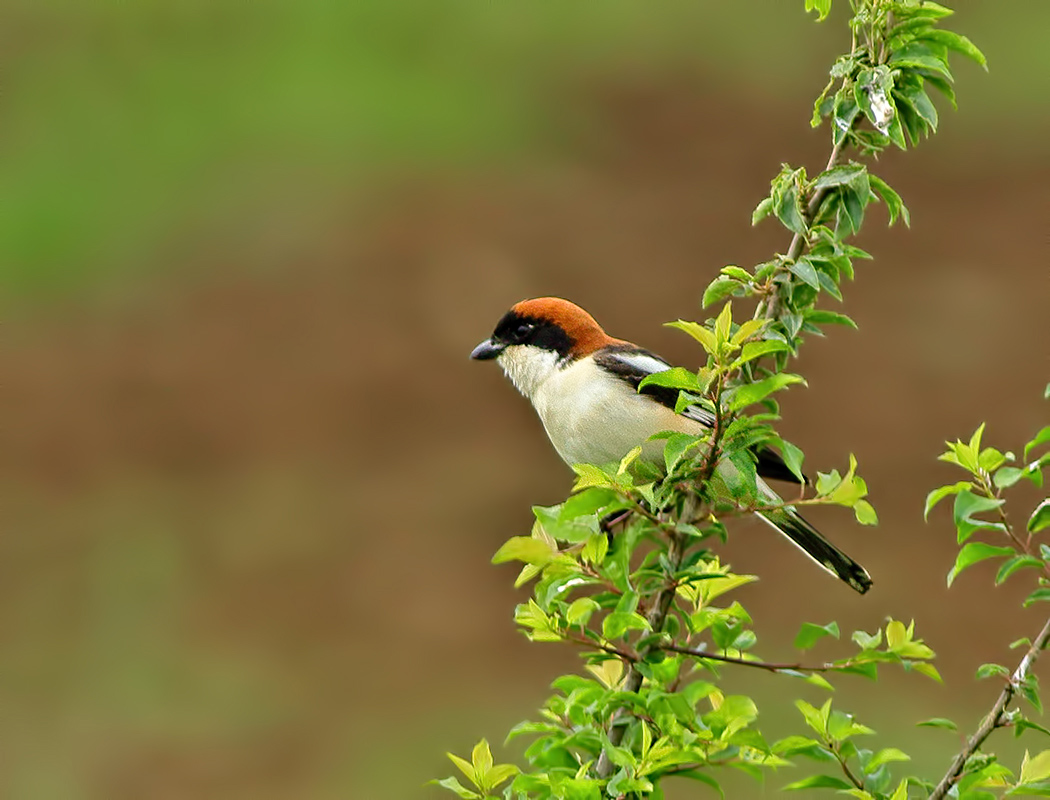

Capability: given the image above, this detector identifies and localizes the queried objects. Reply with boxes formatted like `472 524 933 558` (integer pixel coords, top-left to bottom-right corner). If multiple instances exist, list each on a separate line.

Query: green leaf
782 311 804 340
893 1 953 20
447 752 477 785
804 0 832 22
789 257 821 289
895 81 938 133
842 97 876 146
816 468 842 497
663 432 706 473
852 629 882 650
704 694 758 739
772 437 806 483
869 174 910 227
911 662 943 682
884 105 907 150
560 488 619 519
485 764 518 790
795 699 829 737
429 776 480 799
813 164 868 191
795 621 840 650
581 532 608 565
922 29 988 69
730 318 768 347
979 447 1009 473
703 277 743 309
731 340 791 369
1017 718 1050 740
514 599 562 641
837 186 868 235
566 597 601 626
667 320 717 354
886 621 913 651
784 775 854 791
888 41 953 80
571 463 614 492
924 481 972 520
867 748 910 772
828 709 875 741
948 542 1015 586
917 718 958 730
996 467 1026 489
471 739 493 778
714 301 733 344
492 536 555 566
806 674 835 692
728 373 806 411
774 734 832 758
1031 501 1050 534
1027 429 1050 462
953 490 1005 542
721 266 753 282
1020 678 1044 714
976 663 1010 680
602 611 649 640
1026 589 1050 608
773 175 807 234
854 500 878 526
806 309 857 329
639 368 700 394
998 556 1044 585
1021 751 1050 785
752 196 774 226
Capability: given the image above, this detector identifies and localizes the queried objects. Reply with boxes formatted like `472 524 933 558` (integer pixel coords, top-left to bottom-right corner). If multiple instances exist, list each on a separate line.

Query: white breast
500 349 705 468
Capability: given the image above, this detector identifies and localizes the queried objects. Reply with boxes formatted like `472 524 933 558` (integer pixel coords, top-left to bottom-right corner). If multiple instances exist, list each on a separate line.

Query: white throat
496 345 564 399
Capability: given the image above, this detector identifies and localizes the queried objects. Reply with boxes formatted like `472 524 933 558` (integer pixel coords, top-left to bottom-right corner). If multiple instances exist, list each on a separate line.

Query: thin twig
660 643 854 674
979 473 1050 580
833 742 866 790
929 612 1050 800
565 633 638 663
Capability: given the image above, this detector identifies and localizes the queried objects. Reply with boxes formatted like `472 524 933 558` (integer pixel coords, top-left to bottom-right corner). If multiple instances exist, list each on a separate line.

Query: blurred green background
5 1 1050 797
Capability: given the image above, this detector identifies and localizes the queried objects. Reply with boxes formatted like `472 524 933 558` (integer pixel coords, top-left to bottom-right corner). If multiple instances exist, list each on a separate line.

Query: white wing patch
607 351 672 375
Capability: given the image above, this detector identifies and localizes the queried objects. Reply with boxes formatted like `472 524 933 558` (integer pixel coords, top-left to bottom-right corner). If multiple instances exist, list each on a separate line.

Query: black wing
594 345 804 485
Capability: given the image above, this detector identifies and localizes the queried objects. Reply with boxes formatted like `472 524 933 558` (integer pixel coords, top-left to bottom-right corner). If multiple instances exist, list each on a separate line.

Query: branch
566 633 638 664
595 502 695 779
788 139 846 262
759 136 849 322
660 642 856 674
930 612 1050 800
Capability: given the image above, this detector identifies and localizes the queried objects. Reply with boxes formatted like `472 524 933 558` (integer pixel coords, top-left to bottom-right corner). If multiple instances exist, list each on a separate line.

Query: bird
471 296 873 594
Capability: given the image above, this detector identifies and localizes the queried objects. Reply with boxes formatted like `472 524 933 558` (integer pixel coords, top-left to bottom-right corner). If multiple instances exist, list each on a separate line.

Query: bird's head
470 297 622 396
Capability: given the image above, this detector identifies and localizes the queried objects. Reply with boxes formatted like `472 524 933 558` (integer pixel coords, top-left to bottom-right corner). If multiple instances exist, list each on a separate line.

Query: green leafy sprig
435 1 990 798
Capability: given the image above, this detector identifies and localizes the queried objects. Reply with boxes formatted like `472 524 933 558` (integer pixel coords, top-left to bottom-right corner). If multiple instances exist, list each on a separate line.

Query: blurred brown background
4 1 1050 798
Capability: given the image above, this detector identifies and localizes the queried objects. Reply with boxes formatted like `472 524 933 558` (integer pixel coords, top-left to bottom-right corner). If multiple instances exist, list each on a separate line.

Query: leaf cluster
433 1 998 798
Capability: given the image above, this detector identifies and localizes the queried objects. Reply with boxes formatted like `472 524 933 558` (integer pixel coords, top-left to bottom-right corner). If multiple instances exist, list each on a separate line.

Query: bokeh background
5 1 1050 798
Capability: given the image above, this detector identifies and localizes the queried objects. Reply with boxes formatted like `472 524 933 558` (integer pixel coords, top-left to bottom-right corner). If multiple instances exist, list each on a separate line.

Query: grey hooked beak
470 339 505 360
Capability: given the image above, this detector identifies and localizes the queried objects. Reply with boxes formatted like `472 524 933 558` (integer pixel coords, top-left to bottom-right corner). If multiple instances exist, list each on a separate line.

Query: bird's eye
515 322 535 340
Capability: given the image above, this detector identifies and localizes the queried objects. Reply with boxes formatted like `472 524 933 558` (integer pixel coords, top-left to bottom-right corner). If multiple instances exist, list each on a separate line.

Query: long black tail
756 507 873 594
